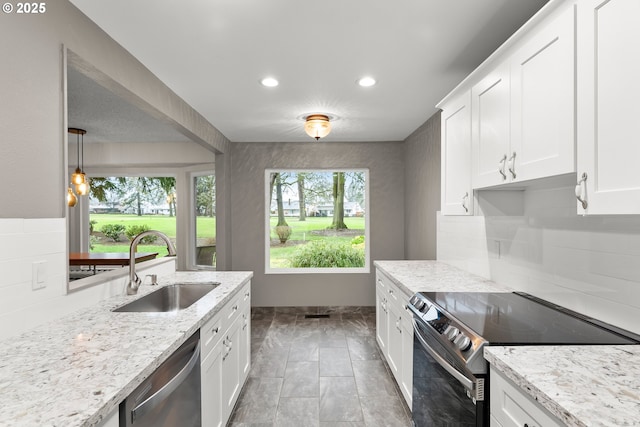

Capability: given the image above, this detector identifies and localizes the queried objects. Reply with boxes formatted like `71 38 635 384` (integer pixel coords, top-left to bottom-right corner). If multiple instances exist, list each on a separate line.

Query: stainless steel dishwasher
120 331 201 427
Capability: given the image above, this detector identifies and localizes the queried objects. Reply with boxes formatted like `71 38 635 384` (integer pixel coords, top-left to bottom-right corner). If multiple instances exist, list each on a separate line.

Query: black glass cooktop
420 291 640 345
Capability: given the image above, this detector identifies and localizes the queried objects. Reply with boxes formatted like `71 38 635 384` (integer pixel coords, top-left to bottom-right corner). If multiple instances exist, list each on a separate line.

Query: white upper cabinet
441 91 473 215
471 63 512 188
471 1 576 190
510 3 576 182
576 0 640 214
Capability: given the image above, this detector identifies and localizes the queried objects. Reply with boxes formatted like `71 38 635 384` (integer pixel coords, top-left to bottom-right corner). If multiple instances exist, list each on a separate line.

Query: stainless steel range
407 291 640 427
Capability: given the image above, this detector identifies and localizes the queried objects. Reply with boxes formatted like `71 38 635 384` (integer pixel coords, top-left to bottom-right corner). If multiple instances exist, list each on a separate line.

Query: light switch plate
32 261 47 290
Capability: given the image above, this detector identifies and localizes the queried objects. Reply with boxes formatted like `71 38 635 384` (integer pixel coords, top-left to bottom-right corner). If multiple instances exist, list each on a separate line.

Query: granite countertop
485 345 640 427
374 260 512 296
0 271 252 427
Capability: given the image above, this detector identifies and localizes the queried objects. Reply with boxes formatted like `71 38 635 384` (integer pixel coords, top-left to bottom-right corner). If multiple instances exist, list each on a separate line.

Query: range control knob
414 299 426 311
444 325 459 341
454 334 472 352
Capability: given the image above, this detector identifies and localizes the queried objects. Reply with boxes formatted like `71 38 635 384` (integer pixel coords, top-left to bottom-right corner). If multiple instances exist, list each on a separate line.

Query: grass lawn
90 214 216 256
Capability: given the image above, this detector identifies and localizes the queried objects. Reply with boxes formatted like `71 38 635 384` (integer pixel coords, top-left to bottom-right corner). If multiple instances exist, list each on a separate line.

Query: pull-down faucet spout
127 230 176 295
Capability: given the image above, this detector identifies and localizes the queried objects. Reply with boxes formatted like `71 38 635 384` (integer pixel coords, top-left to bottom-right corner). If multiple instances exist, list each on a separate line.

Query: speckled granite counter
485 345 640 427
374 260 512 296
0 271 252 427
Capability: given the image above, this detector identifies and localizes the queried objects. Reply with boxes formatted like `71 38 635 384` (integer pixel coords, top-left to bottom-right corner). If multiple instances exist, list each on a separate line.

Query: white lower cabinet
96 407 118 427
201 341 224 427
201 281 251 427
375 270 413 409
375 279 389 355
490 414 504 427
490 366 563 427
399 311 413 407
221 317 242 420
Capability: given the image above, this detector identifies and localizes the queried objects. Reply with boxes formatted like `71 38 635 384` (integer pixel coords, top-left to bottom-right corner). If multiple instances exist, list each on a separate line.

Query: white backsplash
437 184 640 336
0 218 175 340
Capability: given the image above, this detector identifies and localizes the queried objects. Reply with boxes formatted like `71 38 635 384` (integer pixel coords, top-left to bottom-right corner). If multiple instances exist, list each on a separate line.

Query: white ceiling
69 0 549 143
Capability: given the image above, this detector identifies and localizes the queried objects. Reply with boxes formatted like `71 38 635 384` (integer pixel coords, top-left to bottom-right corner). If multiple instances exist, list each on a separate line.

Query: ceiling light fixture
357 76 377 87
304 114 332 141
260 77 279 87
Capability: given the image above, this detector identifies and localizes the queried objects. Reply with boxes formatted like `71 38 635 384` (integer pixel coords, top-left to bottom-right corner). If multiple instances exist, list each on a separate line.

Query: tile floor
228 307 412 427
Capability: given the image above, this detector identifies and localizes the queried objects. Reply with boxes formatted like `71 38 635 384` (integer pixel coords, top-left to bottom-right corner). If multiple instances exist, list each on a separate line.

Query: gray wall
0 0 227 218
229 141 405 307
403 112 441 259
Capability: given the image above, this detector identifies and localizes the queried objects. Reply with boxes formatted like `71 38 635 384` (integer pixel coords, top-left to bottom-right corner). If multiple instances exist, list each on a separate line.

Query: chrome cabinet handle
462 192 469 213
498 154 507 180
508 152 516 179
575 172 588 209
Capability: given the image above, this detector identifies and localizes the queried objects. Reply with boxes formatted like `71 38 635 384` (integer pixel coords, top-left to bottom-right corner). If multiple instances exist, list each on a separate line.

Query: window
88 177 177 256
265 169 369 273
194 173 216 268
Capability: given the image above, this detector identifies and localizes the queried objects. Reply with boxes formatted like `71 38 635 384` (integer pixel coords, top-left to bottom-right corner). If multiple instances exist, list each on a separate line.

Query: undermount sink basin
113 282 220 312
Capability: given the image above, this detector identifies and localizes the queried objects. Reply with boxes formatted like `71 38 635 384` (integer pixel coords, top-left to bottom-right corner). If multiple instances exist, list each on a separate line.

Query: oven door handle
413 320 474 392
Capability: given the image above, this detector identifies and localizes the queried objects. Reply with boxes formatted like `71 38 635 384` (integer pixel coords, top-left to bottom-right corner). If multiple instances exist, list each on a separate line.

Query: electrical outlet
32 261 47 290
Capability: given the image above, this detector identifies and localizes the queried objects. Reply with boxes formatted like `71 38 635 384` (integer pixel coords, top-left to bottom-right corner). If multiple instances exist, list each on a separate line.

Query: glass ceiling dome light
304 114 332 141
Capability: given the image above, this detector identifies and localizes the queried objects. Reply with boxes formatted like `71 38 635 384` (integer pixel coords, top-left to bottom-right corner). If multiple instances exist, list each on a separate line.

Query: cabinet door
577 0 640 214
386 302 402 382
375 280 388 354
399 309 413 409
472 63 511 189
201 342 224 427
441 91 473 215
490 367 563 427
239 305 251 383
511 3 576 182
222 318 242 422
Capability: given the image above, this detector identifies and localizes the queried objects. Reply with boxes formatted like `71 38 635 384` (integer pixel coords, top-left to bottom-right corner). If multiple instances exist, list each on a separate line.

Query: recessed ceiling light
357 76 377 87
260 77 279 87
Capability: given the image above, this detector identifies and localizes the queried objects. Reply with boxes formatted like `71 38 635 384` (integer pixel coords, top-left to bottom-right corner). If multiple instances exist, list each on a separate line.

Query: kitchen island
0 271 252 427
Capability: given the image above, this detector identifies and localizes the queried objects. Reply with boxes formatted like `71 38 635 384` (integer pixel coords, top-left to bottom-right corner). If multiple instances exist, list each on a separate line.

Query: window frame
264 168 370 275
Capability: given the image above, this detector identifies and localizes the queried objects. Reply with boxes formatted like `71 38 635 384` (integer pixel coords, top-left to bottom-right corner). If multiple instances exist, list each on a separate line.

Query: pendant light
69 128 89 196
304 114 331 141
67 187 77 207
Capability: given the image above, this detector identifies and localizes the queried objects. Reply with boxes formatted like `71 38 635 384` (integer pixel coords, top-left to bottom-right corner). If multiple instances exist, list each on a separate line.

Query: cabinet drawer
490 367 563 427
224 291 243 327
201 312 223 359
377 271 400 305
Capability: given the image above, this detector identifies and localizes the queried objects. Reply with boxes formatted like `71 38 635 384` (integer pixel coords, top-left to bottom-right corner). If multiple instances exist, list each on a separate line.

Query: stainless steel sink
113 283 219 312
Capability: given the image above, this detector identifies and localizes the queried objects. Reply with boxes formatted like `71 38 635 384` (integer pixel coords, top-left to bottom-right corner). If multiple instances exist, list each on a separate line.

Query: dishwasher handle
131 340 201 423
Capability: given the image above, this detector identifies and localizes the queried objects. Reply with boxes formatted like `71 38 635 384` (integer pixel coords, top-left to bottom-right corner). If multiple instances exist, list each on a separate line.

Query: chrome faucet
127 230 177 295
